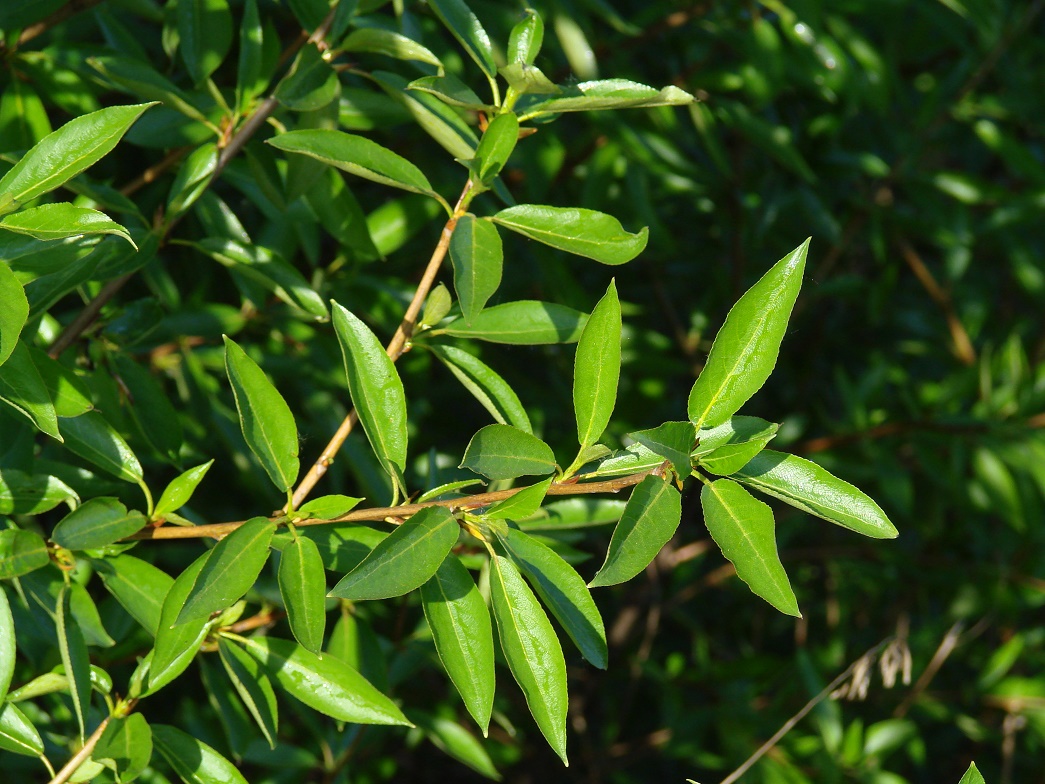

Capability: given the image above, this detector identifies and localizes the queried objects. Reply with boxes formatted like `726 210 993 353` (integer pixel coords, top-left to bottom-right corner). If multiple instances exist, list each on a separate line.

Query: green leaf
0 203 133 246
958 763 985 784
473 113 518 183
178 0 233 85
329 506 459 600
60 411 143 483
341 28 443 70
235 0 265 112
0 529 50 579
146 552 211 695
430 345 531 432
688 240 808 429
0 340 60 440
175 516 276 625
420 556 495 734
95 554 173 637
68 582 115 648
421 283 453 329
236 635 411 726
508 9 544 65
522 79 695 116
574 280 621 450
154 460 214 521
197 655 255 755
51 497 146 550
494 527 607 669
152 724 248 784
428 0 497 78
441 300 587 344
485 478 553 520
278 535 327 654
87 57 211 126
731 450 898 539
223 335 300 492
0 103 155 209
296 494 362 520
29 347 93 418
498 64 560 96
693 416 778 476
325 607 388 690
491 206 648 265
461 424 556 480
331 301 408 478
273 43 339 111
57 585 91 741
0 259 28 368
489 553 568 764
372 71 478 161
0 702 44 757
628 421 695 477
0 586 13 701
413 712 501 781
450 214 503 324
0 469 78 515
166 143 219 220
407 75 491 111
218 638 278 749
269 129 441 201
298 523 385 572
93 713 152 783
590 476 682 587
418 478 486 503
700 479 800 616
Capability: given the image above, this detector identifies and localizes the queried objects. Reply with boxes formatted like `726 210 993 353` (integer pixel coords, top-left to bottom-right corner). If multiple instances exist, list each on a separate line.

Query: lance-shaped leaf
410 710 500 779
523 79 695 116
420 555 495 734
87 57 211 126
330 507 459 600
60 411 143 483
57 585 91 741
489 553 568 764
0 586 13 701
491 205 648 265
94 554 173 637
462 424 556 480
408 75 491 111
152 724 248 784
147 552 212 694
30 346 92 418
0 102 154 210
0 260 28 368
166 143 219 219
273 43 339 111
372 70 478 161
341 28 443 70
441 300 587 344
235 0 265 112
700 479 800 616
450 214 503 323
485 478 552 521
495 527 607 669
428 0 496 78
574 280 621 450
430 345 531 432
175 516 276 625
958 763 985 784
508 9 544 65
0 204 133 246
499 63 559 96
688 240 808 430
296 494 362 520
472 112 518 183
731 450 898 539
198 655 255 753
236 635 411 726
0 340 59 440
693 416 778 476
51 497 146 550
628 421 695 477
93 713 152 783
326 608 388 690
224 335 299 493
269 129 442 202
0 469 78 515
590 476 682 587
154 460 214 521
218 638 278 749
331 301 408 477
0 703 43 757
278 535 327 654
178 0 232 85
0 529 49 579
110 353 183 462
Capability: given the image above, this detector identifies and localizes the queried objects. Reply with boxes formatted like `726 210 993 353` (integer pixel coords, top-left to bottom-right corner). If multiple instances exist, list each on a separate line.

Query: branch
16 0 104 48
48 716 110 784
898 239 976 366
132 467 658 541
288 179 474 509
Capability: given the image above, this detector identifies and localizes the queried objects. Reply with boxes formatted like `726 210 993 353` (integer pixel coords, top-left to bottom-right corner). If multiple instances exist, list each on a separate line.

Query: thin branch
899 239 976 366
47 273 135 359
133 467 659 541
16 0 105 47
48 716 110 784
288 180 473 509
892 621 963 719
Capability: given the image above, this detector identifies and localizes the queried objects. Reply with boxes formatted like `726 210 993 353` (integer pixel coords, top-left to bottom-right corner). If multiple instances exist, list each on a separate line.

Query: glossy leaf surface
57 586 91 740
485 478 553 521
442 300 587 344
0 469 78 515
428 0 496 78
152 724 248 784
95 554 173 637
278 535 327 654
0 203 132 245
628 421 695 477
693 416 779 476
0 703 43 757
0 260 28 367
523 79 694 115
148 553 211 695
51 496 146 550
0 586 13 701
491 206 648 265
154 460 214 521
450 214 503 323
177 0 232 85
430 345 531 431
461 424 556 480
0 340 59 440
218 638 278 748
0 529 49 579
574 280 621 449
59 411 143 483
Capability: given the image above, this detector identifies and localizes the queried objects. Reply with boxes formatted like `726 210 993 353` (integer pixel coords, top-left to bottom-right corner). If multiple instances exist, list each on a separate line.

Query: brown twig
899 239 976 366
48 716 110 784
288 180 473 510
131 467 659 541
16 0 105 47
892 621 963 719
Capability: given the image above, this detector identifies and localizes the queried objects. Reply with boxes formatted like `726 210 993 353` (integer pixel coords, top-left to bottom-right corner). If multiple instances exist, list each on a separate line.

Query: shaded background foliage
2 0 1044 782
